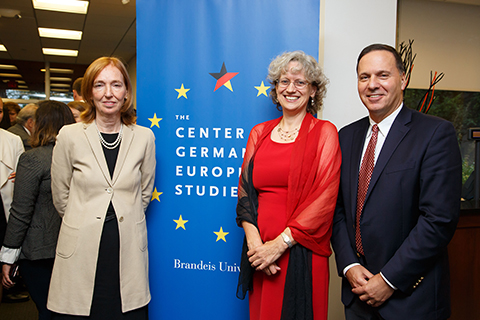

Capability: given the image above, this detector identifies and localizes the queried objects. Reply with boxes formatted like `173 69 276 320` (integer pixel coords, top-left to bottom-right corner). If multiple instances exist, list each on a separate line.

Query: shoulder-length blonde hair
267 51 328 115
81 57 136 125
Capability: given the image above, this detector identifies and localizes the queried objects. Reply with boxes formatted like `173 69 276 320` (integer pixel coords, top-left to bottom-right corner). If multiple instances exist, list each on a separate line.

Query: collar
23 125 31 136
367 103 403 138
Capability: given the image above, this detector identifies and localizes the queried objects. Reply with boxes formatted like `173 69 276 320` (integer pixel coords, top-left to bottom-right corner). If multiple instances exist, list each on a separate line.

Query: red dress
250 136 328 320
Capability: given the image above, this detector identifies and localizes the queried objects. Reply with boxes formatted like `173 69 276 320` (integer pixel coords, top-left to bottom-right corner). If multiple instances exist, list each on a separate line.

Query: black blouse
101 133 120 222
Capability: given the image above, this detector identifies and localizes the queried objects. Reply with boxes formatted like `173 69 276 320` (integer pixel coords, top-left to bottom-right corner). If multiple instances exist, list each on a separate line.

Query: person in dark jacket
0 100 75 320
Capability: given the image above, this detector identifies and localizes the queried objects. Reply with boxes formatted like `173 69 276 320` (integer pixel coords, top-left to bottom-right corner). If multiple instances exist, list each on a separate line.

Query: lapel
349 118 370 218
83 122 135 186
112 124 134 184
365 106 412 202
83 122 113 186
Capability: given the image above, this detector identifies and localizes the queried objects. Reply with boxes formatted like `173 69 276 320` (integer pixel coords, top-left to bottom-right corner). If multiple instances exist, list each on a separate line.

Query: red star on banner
209 62 239 92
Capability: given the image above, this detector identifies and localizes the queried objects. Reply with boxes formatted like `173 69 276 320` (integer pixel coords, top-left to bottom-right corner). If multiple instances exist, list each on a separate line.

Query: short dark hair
30 100 76 148
4 102 21 114
357 44 405 74
73 77 83 95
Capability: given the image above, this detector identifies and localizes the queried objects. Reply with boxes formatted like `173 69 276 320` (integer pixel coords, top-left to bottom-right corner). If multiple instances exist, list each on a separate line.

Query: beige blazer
0 129 24 219
47 122 156 316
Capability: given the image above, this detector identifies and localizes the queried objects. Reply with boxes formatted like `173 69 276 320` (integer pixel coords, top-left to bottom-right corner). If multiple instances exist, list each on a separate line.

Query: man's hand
352 273 395 307
345 265 374 288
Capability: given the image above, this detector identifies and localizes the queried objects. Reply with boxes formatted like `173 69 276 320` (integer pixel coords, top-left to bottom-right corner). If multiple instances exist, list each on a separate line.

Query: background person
331 44 461 320
72 77 84 102
236 51 341 320
8 103 38 151
0 101 12 130
0 98 24 304
0 100 75 320
48 57 156 319
4 102 21 126
67 101 87 123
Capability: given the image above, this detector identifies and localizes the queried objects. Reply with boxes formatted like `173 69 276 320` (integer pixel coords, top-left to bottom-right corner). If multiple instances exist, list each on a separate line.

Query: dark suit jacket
3 144 60 260
331 106 462 320
8 123 31 151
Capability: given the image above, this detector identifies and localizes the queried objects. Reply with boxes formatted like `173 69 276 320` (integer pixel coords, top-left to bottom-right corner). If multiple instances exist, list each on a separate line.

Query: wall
321 1 398 131
398 0 480 91
127 55 137 109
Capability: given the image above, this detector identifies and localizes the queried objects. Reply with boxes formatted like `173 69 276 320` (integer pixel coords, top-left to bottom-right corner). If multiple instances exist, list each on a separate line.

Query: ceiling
0 0 477 95
0 0 136 93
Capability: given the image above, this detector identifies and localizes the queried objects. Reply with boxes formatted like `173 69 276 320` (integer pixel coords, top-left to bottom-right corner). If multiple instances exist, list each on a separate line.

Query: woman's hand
262 262 281 276
2 264 15 289
248 236 288 272
8 172 15 183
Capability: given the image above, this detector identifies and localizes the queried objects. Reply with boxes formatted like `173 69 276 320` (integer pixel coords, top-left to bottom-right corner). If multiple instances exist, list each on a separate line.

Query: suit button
106 187 113 194
119 216 124 222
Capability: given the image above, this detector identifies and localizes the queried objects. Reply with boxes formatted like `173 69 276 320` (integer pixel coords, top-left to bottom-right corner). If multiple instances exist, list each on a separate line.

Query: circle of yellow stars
146 77 271 243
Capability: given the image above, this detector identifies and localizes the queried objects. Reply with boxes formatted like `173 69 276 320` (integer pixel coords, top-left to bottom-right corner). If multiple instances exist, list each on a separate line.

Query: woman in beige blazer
48 57 156 319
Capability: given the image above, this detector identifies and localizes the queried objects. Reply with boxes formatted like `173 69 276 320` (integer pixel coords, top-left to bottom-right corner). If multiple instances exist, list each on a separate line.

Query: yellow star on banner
173 215 188 230
254 81 270 97
214 227 229 242
175 84 190 99
148 113 162 128
151 188 162 202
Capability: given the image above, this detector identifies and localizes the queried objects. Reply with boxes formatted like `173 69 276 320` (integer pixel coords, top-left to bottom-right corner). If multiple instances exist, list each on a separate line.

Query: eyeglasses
277 78 309 90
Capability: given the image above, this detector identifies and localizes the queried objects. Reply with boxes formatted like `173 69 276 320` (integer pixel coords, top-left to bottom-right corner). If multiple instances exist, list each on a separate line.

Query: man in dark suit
8 103 37 151
331 44 462 320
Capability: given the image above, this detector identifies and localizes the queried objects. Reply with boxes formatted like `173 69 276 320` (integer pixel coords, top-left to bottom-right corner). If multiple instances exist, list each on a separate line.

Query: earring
311 97 315 106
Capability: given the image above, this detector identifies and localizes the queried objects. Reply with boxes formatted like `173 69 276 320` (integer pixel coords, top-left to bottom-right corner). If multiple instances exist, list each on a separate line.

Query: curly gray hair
267 51 328 115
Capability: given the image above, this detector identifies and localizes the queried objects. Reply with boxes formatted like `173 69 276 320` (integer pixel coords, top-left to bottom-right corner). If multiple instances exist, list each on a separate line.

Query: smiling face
357 50 406 123
92 64 127 120
276 61 316 115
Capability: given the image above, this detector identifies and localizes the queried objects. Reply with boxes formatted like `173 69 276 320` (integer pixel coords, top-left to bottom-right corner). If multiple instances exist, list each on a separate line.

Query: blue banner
137 1 319 318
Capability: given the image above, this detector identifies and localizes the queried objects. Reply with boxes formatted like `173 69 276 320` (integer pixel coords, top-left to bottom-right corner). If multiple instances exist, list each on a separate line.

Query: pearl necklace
95 121 123 150
277 126 299 141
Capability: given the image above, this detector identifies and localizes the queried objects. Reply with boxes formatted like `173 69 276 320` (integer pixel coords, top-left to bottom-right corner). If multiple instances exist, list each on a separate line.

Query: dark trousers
19 258 55 320
345 254 384 320
345 296 385 320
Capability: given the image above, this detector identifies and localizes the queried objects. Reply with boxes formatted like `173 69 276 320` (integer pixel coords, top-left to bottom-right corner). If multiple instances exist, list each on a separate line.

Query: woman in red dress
236 51 341 320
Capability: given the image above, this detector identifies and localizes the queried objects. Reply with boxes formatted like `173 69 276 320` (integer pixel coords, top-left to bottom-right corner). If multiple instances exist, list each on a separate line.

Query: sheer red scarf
236 113 341 304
